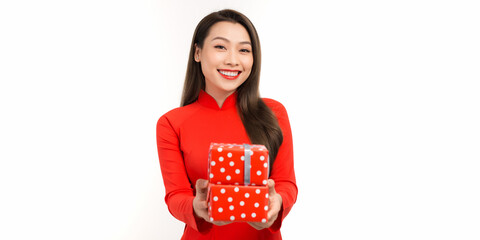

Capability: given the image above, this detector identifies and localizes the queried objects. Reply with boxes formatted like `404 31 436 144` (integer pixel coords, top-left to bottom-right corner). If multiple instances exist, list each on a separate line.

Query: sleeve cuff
268 191 288 232
193 213 213 233
268 204 284 232
190 197 213 233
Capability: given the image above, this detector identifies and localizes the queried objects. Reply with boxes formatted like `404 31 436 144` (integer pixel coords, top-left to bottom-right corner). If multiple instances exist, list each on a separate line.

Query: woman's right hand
193 179 231 226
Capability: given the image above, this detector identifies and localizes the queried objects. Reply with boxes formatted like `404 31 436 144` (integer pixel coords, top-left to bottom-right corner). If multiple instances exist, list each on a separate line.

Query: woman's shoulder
261 98 292 132
158 103 199 126
261 98 290 121
262 98 287 113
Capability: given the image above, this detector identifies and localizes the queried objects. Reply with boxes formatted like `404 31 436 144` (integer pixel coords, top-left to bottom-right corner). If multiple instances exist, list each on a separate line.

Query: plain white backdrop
1 0 479 239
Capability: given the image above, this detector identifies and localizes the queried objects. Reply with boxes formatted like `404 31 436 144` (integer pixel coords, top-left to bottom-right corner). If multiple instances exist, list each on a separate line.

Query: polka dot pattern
207 143 270 223
208 184 268 222
208 143 269 186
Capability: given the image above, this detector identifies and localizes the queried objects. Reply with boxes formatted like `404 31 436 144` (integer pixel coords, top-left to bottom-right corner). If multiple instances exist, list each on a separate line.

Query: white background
1 0 479 239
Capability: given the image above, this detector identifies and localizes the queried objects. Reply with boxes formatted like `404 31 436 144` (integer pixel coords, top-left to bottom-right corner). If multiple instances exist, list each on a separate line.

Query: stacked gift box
207 143 270 223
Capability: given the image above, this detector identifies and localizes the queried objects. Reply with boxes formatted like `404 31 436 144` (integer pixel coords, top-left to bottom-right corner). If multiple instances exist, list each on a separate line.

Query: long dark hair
181 9 283 168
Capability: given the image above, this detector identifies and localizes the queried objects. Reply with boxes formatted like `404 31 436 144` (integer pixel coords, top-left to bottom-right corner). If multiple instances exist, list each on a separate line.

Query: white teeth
219 70 239 77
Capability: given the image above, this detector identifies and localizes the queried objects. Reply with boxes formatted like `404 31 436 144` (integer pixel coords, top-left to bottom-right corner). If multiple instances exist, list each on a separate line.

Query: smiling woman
194 21 253 107
156 9 297 240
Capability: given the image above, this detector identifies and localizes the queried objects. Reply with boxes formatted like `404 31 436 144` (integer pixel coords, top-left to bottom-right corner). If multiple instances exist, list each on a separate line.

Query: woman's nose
224 50 239 66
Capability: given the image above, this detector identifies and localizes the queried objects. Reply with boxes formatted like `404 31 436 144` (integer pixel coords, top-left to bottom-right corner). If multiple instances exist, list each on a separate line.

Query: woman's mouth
218 69 241 80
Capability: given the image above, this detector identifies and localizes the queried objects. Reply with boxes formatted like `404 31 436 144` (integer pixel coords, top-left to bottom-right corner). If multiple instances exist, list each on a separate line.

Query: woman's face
195 21 253 99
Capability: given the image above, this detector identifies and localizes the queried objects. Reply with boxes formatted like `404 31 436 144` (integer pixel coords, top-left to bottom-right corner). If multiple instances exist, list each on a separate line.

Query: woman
156 9 297 239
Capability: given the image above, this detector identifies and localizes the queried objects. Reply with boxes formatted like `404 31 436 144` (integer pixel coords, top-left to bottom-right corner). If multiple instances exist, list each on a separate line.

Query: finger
196 179 208 190
200 200 208 209
212 221 230 226
267 216 276 227
267 196 281 220
195 179 209 198
248 222 264 230
267 208 278 221
193 199 208 212
267 179 276 196
193 200 209 221
250 220 271 230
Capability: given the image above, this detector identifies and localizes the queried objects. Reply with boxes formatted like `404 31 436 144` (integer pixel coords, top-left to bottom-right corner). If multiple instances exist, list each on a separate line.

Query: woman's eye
214 45 226 50
240 49 251 53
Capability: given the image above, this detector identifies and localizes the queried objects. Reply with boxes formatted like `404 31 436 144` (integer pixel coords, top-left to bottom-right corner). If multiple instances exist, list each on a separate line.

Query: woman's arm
156 115 212 233
249 99 298 231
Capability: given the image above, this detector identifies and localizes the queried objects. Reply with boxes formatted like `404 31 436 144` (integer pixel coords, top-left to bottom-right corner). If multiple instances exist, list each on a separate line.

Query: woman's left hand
248 179 283 230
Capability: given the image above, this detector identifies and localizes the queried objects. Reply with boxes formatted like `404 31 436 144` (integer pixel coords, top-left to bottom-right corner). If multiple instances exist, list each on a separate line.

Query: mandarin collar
198 90 237 110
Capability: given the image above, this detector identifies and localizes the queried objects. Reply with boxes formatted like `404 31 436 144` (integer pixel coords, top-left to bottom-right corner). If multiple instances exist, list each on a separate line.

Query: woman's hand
193 179 230 226
248 179 283 230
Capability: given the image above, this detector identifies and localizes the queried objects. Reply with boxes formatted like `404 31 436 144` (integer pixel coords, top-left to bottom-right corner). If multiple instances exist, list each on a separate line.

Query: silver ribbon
243 144 251 185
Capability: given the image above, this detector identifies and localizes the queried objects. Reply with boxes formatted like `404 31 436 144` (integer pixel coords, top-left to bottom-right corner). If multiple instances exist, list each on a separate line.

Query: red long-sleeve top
156 90 297 239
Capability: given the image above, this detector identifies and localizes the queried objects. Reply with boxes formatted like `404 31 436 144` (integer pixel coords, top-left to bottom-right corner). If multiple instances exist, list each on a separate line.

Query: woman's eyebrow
211 36 251 45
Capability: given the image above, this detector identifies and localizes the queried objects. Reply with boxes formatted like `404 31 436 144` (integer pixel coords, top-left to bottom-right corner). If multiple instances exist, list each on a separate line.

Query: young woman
156 9 297 239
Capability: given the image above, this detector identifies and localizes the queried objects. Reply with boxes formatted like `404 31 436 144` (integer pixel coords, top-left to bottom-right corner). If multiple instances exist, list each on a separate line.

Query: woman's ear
194 43 201 62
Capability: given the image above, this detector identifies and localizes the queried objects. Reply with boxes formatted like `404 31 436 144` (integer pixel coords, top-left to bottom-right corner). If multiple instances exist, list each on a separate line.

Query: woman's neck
204 89 235 108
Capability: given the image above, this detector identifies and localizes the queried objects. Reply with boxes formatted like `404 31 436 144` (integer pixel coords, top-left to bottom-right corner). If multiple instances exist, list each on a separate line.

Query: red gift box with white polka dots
208 184 269 223
208 143 269 186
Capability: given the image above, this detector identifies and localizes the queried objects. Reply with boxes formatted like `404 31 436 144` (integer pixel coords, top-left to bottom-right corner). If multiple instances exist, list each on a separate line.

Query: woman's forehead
206 21 251 43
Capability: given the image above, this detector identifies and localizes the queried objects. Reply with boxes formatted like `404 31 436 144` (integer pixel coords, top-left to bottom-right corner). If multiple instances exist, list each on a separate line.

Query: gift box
208 143 269 186
207 184 269 223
